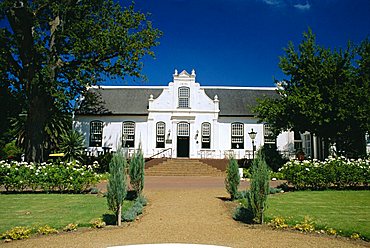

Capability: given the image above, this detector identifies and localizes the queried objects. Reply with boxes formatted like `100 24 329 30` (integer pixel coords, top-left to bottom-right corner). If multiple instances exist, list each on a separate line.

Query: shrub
122 208 137 222
0 160 100 193
259 144 287 172
279 156 370 190
60 130 85 162
136 195 148 206
129 147 145 197
269 216 289 229
1 226 32 240
90 218 106 229
37 225 59 235
326 228 337 236
225 157 240 200
248 151 270 224
350 233 361 239
294 216 315 232
63 223 78 232
107 149 127 226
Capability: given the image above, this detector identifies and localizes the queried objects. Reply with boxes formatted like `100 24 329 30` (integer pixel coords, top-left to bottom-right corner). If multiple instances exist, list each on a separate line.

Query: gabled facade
74 70 301 159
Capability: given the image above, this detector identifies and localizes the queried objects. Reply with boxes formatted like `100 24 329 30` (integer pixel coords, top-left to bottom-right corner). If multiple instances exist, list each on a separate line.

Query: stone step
145 159 224 177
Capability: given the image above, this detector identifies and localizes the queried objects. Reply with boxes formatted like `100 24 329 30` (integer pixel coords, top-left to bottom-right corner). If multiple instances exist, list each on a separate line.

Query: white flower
305 168 310 171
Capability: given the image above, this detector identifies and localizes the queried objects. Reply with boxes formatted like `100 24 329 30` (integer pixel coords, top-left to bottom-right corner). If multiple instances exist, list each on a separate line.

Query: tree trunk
24 87 53 162
117 204 122 226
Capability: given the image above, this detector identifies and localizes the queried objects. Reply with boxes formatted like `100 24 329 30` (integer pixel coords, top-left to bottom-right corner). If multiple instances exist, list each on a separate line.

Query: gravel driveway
2 177 366 248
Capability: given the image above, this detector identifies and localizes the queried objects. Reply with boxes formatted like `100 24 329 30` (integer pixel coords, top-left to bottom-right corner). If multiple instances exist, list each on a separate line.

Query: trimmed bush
0 160 100 192
107 150 127 226
0 226 32 240
63 223 78 232
279 156 370 190
129 147 145 197
225 157 240 200
37 225 59 235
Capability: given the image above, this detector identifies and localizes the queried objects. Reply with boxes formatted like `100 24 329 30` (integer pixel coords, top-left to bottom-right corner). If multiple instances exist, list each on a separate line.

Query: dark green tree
0 0 161 162
225 157 240 200
255 29 369 158
60 130 85 162
248 151 270 224
129 146 145 197
107 150 127 226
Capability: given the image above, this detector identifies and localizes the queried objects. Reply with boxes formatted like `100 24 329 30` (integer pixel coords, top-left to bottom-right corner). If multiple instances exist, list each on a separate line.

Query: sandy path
1 177 367 248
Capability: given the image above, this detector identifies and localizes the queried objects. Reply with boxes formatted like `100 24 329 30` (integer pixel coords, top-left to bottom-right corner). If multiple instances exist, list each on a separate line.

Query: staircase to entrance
145 159 225 177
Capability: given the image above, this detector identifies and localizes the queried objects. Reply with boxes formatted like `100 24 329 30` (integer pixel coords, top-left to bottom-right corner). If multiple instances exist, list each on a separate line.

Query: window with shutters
156 122 165 148
90 121 103 147
122 121 135 148
201 122 211 149
231 122 244 149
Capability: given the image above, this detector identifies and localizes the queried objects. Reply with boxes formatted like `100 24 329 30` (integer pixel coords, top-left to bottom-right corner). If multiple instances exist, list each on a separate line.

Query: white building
74 70 311 159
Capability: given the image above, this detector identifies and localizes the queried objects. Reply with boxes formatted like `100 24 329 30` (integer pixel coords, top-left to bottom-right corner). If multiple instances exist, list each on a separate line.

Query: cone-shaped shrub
248 151 270 224
107 149 127 226
225 157 240 200
129 147 145 197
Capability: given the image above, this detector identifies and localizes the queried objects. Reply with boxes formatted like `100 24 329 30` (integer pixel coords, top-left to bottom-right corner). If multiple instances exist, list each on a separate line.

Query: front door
177 122 190 157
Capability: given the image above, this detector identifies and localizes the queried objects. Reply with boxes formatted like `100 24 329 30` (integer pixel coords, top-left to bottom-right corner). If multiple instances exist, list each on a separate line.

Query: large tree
255 29 370 158
0 0 161 162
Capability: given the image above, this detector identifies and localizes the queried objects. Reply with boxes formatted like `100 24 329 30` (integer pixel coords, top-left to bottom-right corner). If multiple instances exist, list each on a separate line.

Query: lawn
265 190 370 240
0 194 131 233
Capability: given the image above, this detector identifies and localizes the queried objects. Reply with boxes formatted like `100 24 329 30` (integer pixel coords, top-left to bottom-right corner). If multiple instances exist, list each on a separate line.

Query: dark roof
76 87 278 116
77 87 163 115
203 88 278 116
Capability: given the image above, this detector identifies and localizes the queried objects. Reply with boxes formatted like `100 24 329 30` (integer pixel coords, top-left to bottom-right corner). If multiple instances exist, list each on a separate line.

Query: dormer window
178 87 190 108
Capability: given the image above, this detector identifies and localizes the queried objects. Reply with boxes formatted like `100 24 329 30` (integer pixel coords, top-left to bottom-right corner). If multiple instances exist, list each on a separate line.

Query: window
304 133 311 157
123 121 135 148
294 131 303 151
263 124 276 144
90 121 103 147
201 122 211 149
177 122 190 136
231 122 244 149
156 122 165 148
178 87 190 108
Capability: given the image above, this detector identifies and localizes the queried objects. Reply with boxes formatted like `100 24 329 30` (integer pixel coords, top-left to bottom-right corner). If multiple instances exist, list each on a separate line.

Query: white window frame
90 121 103 147
263 124 276 144
231 122 244 149
156 122 166 148
177 122 190 136
178 87 190 108
123 121 135 148
201 122 211 149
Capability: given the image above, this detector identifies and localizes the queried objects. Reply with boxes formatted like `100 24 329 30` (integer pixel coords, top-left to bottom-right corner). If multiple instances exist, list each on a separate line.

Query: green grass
265 190 370 240
0 194 132 233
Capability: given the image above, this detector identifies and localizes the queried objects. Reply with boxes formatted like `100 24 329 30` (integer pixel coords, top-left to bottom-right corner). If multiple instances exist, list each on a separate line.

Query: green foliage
129 147 145 197
259 144 287 172
37 225 59 235
122 198 145 222
225 157 240 200
0 160 100 192
0 0 162 162
0 226 32 240
60 130 85 162
62 223 78 232
255 29 370 158
2 140 23 160
248 151 270 224
107 150 127 226
268 216 289 229
280 157 370 190
136 195 148 206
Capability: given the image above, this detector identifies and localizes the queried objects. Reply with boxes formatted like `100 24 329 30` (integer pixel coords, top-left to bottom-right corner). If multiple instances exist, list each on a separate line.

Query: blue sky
123 0 370 87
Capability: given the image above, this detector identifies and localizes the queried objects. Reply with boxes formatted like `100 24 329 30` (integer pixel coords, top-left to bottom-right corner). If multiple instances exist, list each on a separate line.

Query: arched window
231 122 244 149
156 122 166 148
201 122 211 149
90 121 103 147
122 121 135 148
177 122 190 136
178 87 190 108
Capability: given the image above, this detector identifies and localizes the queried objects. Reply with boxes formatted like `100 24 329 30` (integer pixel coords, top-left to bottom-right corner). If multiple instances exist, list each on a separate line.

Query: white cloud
294 1 311 10
262 0 282 5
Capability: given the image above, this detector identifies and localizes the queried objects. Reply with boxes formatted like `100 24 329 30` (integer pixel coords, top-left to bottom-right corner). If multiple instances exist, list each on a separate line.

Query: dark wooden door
177 136 189 157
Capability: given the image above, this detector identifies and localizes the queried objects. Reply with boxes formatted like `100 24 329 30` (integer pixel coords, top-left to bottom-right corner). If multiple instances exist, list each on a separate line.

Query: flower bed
0 160 100 193
279 156 370 190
